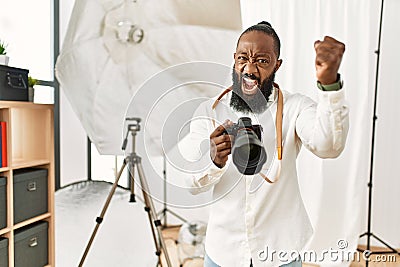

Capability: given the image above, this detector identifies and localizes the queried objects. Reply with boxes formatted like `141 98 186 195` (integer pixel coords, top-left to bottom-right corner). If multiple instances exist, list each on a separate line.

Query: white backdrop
239 0 400 265
58 0 400 266
371 0 400 251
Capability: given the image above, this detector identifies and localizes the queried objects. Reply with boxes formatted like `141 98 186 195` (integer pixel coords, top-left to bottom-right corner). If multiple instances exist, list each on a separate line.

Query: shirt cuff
317 74 343 91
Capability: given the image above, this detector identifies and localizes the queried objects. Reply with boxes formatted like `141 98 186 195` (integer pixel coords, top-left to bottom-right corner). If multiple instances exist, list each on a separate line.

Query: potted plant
0 40 9 66
28 76 38 102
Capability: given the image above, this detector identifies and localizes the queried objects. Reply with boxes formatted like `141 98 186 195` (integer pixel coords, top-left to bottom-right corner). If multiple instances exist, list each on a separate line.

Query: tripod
79 118 172 267
357 0 400 265
157 153 188 228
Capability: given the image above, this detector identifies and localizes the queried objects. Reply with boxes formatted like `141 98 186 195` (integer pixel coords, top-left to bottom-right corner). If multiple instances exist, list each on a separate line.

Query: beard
230 68 275 114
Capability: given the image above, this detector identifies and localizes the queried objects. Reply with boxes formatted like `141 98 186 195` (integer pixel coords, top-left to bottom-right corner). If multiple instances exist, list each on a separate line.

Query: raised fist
314 36 345 85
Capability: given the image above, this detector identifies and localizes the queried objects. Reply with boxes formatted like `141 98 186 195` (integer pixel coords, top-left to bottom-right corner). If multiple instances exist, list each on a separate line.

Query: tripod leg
166 209 188 225
371 234 400 256
128 159 136 202
78 159 128 267
144 200 163 266
135 158 173 267
162 154 167 227
139 176 163 265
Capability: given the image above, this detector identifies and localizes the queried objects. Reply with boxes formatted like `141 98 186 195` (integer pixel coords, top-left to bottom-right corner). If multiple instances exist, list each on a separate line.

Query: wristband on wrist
317 74 343 91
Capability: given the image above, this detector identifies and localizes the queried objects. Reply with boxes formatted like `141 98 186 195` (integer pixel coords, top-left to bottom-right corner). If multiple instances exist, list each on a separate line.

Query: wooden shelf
0 167 9 172
13 213 51 230
0 101 55 267
0 101 53 110
0 227 10 236
11 159 51 169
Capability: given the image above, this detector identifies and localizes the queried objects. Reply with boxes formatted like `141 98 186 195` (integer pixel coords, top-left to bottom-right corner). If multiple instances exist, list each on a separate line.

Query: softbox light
55 0 242 155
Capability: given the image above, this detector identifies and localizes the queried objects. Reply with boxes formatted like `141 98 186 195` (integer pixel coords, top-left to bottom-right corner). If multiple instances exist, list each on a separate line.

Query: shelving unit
0 101 54 267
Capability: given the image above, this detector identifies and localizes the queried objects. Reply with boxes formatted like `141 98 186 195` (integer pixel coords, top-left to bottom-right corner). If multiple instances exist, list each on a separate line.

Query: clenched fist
314 36 345 85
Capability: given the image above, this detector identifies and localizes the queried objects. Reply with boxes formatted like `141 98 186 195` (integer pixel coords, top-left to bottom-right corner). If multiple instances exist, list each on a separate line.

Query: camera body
223 120 263 141
223 117 267 175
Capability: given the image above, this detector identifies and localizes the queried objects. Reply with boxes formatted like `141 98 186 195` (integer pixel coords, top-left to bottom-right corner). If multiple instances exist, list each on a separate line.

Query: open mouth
241 76 259 95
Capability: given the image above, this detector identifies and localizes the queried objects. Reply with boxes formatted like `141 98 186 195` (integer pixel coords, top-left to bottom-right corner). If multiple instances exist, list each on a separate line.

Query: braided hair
237 21 281 58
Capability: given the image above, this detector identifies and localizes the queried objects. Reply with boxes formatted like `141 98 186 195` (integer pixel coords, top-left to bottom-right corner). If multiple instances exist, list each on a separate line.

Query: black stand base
358 232 400 255
357 233 400 267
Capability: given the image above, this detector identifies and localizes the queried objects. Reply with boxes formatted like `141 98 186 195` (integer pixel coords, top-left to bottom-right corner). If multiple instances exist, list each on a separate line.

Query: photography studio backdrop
56 0 400 265
238 0 400 259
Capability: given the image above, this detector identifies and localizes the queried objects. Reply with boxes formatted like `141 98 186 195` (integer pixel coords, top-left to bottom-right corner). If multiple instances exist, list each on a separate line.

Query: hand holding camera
210 120 234 169
210 117 267 175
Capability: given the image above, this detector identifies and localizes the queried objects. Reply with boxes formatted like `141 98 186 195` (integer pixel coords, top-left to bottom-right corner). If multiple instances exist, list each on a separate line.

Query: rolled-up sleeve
295 88 349 158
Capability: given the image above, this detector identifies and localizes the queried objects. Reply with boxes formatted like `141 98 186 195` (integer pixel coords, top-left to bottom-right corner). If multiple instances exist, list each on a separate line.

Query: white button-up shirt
182 87 349 267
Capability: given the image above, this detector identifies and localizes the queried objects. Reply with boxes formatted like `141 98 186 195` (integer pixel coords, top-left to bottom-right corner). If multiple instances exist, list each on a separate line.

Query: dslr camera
223 117 267 175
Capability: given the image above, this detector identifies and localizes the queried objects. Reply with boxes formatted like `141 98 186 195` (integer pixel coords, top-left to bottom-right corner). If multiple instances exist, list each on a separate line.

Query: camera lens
236 144 260 162
232 130 267 175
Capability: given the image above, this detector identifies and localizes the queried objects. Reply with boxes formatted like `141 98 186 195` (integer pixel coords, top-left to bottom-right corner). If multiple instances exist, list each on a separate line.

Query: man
183 21 349 267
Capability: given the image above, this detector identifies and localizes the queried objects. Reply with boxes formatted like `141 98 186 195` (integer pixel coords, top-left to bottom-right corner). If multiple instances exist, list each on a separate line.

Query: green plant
0 40 7 55
28 76 38 87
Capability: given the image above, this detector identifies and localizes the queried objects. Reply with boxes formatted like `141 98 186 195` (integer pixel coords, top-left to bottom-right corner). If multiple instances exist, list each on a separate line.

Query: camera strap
275 83 283 161
212 84 284 184
259 83 283 184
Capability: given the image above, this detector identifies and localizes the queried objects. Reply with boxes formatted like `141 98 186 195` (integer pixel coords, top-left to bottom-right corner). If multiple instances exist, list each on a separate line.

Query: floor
161 226 400 267
55 182 399 267
162 225 203 267
349 246 400 267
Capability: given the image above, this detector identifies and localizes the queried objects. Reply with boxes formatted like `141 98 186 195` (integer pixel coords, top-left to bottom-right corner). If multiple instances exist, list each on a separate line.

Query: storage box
13 168 48 224
0 237 8 267
0 65 29 101
14 221 48 267
0 177 6 230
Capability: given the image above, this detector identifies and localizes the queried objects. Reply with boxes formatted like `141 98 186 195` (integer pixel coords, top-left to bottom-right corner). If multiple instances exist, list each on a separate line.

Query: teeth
243 77 257 85
242 77 258 93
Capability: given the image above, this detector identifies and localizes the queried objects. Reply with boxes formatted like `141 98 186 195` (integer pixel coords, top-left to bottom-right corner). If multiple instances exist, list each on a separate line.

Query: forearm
181 133 227 194
296 88 349 158
180 103 226 194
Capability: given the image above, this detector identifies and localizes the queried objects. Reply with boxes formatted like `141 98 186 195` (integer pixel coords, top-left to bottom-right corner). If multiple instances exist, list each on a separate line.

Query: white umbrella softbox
56 0 242 155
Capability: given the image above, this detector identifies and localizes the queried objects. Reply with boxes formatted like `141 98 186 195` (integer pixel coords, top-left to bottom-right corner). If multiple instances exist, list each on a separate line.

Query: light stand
357 0 400 264
157 153 188 228
78 118 172 267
